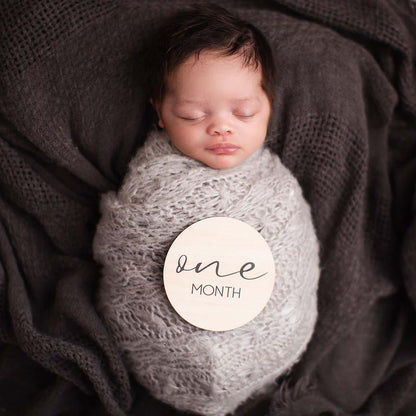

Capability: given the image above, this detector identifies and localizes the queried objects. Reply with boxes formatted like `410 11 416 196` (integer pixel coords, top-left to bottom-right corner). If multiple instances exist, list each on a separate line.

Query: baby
93 5 319 416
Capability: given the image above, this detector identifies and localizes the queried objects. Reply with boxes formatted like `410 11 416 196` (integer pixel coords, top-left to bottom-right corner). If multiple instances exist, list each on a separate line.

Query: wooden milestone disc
163 217 275 331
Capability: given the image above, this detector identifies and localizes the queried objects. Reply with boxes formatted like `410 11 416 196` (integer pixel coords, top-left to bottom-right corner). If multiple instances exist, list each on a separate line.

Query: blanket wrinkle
0 193 130 416
401 191 416 307
271 374 316 408
272 0 416 119
0 136 98 259
0 0 415 415
0 117 101 206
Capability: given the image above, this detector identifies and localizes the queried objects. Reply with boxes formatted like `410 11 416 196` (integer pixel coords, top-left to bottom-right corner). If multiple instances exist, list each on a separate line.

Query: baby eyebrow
232 97 260 104
175 98 260 105
176 99 206 105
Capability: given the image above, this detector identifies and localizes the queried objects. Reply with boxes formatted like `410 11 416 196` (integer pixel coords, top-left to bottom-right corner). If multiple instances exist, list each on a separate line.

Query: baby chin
203 148 247 169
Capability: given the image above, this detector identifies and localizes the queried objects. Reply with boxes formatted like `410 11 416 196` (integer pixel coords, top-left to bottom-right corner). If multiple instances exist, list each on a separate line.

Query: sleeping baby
93 4 320 416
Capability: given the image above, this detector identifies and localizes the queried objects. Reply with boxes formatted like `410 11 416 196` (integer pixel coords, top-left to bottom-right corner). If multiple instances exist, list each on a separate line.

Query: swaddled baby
93 5 320 416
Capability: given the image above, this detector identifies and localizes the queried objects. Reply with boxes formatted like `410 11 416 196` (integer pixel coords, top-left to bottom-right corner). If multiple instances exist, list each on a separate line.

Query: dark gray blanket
0 0 415 415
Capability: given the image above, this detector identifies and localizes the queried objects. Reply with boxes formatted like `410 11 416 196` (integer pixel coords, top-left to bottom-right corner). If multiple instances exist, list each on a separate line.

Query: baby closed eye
234 111 258 120
233 107 258 118
176 112 206 121
179 116 205 121
235 113 255 118
175 110 258 121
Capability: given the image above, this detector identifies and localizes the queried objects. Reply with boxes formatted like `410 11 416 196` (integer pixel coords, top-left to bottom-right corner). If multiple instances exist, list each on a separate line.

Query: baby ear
150 99 165 129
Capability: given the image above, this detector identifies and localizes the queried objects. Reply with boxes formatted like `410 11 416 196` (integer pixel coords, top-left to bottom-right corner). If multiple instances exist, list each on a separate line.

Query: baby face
154 51 271 169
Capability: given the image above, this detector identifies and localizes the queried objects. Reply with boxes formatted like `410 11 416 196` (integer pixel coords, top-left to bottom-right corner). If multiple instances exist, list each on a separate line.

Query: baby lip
206 143 240 150
206 143 240 155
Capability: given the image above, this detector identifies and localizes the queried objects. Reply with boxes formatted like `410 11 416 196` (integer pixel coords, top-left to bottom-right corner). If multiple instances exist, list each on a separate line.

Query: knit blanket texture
93 130 319 416
0 0 416 415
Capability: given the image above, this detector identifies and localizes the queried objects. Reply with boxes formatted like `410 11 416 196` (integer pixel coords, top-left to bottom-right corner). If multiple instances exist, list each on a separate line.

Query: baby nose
207 117 233 136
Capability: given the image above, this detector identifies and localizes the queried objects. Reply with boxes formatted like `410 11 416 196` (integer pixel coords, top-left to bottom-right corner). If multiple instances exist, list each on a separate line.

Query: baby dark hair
147 4 275 106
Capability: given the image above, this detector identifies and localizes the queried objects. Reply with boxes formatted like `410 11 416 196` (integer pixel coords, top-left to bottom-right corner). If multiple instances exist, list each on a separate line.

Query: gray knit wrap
93 130 320 416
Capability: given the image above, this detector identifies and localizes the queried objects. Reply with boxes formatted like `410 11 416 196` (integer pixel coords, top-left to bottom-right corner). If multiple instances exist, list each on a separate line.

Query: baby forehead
173 97 261 106
168 50 261 75
159 51 268 108
164 54 263 91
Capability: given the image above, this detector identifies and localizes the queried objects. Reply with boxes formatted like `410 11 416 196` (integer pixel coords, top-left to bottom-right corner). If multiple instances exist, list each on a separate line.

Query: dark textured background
0 1 415 415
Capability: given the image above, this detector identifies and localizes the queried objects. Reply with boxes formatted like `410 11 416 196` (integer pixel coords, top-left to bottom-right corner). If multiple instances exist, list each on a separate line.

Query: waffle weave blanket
0 0 415 415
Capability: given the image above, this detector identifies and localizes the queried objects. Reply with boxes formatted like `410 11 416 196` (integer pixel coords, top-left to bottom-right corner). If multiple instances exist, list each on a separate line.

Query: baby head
148 4 275 169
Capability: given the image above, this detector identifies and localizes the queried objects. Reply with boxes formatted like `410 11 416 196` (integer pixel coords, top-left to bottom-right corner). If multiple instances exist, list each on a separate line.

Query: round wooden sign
163 217 275 331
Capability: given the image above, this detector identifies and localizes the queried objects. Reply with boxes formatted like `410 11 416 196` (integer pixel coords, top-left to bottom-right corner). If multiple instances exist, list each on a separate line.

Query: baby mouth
206 143 240 155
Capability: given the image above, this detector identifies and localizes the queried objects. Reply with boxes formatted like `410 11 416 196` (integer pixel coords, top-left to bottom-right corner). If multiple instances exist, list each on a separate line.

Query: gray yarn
93 130 320 416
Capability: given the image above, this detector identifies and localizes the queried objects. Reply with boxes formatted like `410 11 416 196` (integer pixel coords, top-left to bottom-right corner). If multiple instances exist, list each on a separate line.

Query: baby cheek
173 131 198 151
